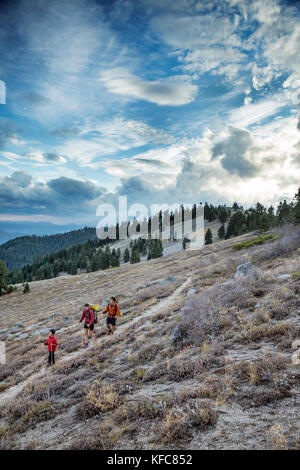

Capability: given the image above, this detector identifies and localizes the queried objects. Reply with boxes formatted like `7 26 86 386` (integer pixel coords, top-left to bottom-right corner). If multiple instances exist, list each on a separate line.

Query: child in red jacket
44 329 57 366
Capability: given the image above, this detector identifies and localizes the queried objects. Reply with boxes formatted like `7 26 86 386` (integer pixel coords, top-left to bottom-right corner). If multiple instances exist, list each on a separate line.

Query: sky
0 0 299 226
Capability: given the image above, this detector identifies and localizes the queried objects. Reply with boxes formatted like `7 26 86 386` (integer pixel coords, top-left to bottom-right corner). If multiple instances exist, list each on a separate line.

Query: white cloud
57 117 173 165
103 115 300 207
99 68 198 106
150 10 246 81
229 95 285 127
1 150 66 165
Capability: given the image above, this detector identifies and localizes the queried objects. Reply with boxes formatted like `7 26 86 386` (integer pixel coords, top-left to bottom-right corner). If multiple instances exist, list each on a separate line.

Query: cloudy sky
0 0 299 225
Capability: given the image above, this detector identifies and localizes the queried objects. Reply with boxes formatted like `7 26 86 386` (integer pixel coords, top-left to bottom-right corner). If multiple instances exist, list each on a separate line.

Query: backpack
91 304 99 324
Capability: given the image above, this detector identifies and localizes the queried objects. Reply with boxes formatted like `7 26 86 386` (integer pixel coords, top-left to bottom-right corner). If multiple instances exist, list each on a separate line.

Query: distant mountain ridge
0 231 25 245
0 227 98 271
0 221 83 238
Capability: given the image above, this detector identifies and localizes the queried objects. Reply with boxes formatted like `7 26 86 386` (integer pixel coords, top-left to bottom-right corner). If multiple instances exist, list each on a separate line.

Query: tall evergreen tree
130 245 140 264
0 259 8 293
218 224 225 240
293 187 300 224
111 248 120 267
259 213 270 234
123 247 130 263
205 228 213 245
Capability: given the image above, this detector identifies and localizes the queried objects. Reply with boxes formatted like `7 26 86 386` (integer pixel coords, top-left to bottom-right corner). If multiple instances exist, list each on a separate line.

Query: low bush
232 233 280 251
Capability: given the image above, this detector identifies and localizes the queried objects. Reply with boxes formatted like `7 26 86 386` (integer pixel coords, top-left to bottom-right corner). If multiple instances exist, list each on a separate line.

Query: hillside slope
0 226 299 450
0 227 98 271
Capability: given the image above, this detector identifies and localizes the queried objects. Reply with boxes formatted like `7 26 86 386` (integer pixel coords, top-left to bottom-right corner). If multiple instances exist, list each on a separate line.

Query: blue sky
0 0 299 225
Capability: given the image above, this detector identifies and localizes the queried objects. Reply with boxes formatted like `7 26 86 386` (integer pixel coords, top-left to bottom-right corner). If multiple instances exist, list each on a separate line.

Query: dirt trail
0 277 191 406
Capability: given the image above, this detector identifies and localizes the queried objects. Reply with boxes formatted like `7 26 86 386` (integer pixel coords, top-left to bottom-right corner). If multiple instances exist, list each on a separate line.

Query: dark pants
48 351 55 365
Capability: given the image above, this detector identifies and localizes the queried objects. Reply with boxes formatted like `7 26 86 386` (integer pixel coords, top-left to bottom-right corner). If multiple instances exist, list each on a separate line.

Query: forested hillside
0 227 98 271
1 188 300 280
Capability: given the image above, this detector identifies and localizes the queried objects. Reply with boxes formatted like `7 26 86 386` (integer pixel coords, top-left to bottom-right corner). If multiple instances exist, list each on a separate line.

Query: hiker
79 303 96 348
103 296 120 335
44 328 57 367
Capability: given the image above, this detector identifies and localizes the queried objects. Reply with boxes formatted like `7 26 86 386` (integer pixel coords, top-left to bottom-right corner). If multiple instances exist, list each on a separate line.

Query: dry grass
0 224 299 449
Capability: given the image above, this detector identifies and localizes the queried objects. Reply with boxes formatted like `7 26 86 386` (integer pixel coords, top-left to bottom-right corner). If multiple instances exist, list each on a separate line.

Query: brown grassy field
0 226 299 450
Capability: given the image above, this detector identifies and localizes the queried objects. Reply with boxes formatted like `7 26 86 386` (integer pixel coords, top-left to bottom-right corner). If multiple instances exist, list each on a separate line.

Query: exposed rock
276 274 291 280
6 326 21 334
62 316 72 324
171 325 182 345
187 288 198 296
26 323 41 331
162 275 178 284
32 328 50 336
234 262 256 278
17 333 29 340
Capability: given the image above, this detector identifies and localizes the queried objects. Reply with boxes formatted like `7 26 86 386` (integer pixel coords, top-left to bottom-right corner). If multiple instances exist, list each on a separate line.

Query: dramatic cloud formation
211 127 257 177
5 171 32 188
0 0 299 224
99 68 198 106
0 174 106 216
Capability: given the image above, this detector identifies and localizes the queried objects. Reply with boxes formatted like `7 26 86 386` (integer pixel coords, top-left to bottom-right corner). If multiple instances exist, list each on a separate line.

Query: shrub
155 410 192 444
77 381 126 419
172 276 258 348
250 224 300 261
233 356 287 386
185 401 218 429
68 423 113 450
133 343 160 364
5 399 58 431
116 398 166 423
237 385 291 408
232 233 280 251
154 401 218 444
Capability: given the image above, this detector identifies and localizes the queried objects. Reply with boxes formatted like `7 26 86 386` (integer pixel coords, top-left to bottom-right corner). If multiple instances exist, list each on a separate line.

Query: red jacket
45 335 58 352
80 307 94 325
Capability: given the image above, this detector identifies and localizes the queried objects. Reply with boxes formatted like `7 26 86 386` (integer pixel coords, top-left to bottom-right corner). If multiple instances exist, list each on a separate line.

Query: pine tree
68 261 77 275
123 247 130 263
152 240 163 258
218 224 225 240
205 228 213 245
130 245 140 264
111 248 120 267
182 236 190 250
259 213 270 234
0 259 8 295
293 187 300 224
23 282 30 294
147 239 163 259
0 259 8 290
218 206 228 224
53 259 60 277
86 260 92 273
100 250 110 270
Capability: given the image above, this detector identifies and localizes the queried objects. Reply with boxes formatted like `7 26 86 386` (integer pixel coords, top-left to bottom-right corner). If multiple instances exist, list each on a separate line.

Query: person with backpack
79 303 96 348
44 328 57 366
102 296 120 335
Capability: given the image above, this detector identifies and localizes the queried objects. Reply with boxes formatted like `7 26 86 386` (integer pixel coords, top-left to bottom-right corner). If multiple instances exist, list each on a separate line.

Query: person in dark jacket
79 303 96 348
44 329 57 366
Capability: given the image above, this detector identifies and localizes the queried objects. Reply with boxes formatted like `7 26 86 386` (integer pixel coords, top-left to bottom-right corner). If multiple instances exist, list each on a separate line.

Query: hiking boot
83 343 88 348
